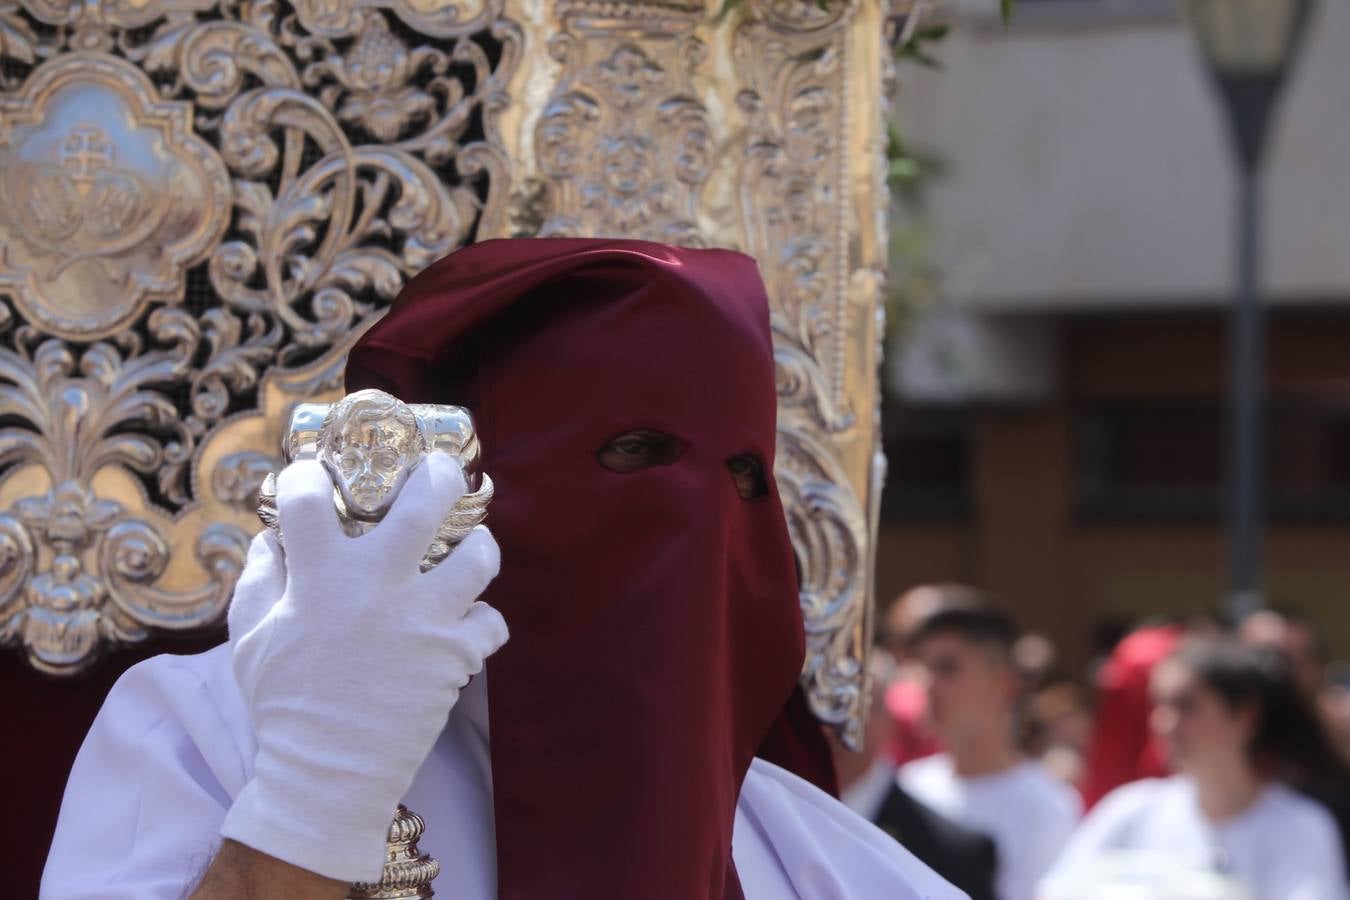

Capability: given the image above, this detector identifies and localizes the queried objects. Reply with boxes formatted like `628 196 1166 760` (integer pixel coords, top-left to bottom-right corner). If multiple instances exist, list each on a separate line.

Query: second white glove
220 452 507 882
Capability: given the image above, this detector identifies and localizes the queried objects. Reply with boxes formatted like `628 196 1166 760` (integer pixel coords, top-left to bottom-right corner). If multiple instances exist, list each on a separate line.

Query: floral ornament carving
306 12 459 144
0 314 251 674
776 426 869 738
763 0 852 30
533 2 712 245
4 485 118 674
293 0 500 39
737 18 855 434
733 0 878 747
0 0 520 674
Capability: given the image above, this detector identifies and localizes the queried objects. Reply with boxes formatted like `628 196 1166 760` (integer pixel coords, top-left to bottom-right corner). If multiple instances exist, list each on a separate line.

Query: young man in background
899 603 1081 900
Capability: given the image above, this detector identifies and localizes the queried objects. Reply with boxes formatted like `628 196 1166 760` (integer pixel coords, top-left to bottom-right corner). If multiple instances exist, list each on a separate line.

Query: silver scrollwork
0 1 520 674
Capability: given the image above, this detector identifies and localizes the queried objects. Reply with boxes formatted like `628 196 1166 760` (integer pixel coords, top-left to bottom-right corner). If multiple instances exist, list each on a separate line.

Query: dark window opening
881 406 974 523
1075 399 1350 522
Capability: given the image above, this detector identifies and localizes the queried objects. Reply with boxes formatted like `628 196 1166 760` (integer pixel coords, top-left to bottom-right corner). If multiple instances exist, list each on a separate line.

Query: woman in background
1039 638 1348 900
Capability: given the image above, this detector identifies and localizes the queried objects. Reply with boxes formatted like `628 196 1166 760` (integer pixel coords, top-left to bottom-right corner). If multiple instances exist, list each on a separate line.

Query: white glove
219 452 507 882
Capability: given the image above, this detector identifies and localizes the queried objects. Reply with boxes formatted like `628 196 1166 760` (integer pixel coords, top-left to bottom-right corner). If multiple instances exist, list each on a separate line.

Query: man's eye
596 430 685 474
727 453 769 500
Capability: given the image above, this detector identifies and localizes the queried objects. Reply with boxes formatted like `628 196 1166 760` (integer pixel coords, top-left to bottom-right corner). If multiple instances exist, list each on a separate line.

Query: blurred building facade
882 0 1350 666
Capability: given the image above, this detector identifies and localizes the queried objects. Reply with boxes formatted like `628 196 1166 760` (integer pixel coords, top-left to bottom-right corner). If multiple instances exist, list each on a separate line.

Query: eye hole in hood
727 452 768 500
595 429 686 473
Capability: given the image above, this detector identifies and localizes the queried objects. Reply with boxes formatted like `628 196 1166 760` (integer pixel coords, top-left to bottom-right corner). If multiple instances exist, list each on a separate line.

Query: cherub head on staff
317 388 425 519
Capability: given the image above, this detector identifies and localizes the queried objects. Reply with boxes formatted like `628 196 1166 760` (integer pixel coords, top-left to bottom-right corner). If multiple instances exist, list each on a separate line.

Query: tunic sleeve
40 646 254 899
734 757 968 900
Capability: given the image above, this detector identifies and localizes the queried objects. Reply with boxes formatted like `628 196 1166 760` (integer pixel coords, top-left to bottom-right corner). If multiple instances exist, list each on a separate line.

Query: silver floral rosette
256 388 493 899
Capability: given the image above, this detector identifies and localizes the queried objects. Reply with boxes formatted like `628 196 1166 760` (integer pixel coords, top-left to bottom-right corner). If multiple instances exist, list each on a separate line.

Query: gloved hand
219 452 507 882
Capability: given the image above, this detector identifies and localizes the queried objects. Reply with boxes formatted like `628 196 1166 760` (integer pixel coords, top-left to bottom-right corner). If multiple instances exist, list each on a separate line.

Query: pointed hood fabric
346 238 835 899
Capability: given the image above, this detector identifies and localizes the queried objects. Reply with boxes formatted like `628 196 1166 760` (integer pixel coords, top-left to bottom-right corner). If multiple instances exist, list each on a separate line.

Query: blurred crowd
829 587 1350 900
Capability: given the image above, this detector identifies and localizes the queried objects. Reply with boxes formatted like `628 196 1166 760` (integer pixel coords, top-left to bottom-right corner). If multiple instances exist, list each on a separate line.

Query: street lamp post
1181 0 1313 621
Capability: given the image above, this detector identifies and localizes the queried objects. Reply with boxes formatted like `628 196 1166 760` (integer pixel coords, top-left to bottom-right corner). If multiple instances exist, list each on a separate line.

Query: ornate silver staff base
348 806 440 900
257 388 492 898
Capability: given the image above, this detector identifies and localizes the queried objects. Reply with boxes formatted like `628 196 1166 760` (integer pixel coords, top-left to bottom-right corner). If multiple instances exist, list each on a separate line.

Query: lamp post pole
1183 0 1313 622
1228 124 1263 622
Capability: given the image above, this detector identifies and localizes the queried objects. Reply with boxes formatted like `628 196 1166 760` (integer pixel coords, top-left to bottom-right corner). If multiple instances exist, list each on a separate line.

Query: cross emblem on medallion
59 126 114 180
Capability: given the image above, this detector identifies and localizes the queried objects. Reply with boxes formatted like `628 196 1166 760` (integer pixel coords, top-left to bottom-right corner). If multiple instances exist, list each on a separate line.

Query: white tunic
1038 776 1348 900
41 645 964 900
899 753 1081 900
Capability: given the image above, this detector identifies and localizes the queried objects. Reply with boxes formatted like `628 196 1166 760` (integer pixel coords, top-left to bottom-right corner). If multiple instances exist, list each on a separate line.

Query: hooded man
42 239 963 900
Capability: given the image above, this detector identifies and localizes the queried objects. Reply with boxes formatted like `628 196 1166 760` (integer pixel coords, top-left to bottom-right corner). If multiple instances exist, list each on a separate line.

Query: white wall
893 0 1350 310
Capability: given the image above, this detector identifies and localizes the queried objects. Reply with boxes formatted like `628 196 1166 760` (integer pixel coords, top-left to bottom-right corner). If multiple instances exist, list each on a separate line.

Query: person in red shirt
1079 623 1184 809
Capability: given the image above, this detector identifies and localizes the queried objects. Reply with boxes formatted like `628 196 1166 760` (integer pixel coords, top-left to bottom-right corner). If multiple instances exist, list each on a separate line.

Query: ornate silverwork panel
0 0 521 675
527 1 711 245
730 0 890 749
0 0 888 746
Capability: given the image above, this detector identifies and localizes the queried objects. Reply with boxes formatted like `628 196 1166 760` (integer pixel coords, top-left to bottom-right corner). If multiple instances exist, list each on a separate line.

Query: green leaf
889 157 920 180
898 43 944 70
885 119 951 203
1001 0 1016 25
895 22 949 70
886 122 906 162
913 24 951 41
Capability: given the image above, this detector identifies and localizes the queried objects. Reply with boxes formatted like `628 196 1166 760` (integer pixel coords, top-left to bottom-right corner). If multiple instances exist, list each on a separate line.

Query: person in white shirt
40 239 963 900
834 656 1000 900
1038 638 1349 900
898 601 1082 900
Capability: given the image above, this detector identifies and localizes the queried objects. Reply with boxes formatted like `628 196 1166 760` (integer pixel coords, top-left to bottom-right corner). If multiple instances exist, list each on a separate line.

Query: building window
881 406 974 523
1074 400 1350 522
